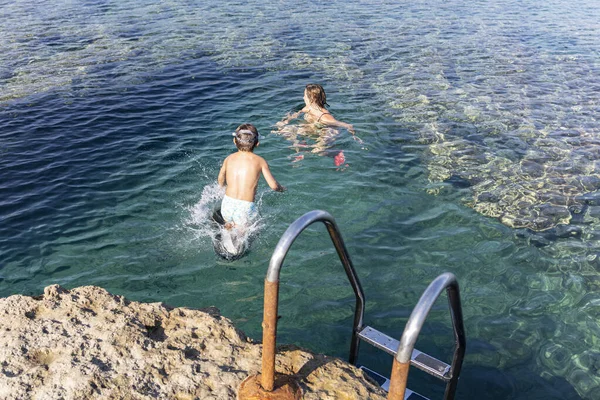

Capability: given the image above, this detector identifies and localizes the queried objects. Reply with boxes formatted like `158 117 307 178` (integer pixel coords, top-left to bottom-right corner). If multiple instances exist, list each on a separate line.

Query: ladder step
357 326 451 381
359 366 430 400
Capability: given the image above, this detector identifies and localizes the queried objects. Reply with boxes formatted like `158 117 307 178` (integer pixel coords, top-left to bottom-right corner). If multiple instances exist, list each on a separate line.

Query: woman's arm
276 107 309 127
319 113 364 144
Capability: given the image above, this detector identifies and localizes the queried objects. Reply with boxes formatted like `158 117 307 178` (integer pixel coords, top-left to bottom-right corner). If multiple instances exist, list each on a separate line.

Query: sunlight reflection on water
2 1 600 398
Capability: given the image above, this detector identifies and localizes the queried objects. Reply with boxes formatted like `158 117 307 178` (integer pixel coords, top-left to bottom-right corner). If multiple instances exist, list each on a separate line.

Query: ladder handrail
266 209 366 363
255 209 466 400
261 210 365 392
389 272 466 400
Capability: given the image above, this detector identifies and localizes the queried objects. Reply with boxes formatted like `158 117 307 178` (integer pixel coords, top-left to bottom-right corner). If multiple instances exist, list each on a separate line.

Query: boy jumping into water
218 124 285 229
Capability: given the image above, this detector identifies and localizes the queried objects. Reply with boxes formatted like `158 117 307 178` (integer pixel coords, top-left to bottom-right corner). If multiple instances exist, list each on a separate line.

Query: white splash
186 183 264 260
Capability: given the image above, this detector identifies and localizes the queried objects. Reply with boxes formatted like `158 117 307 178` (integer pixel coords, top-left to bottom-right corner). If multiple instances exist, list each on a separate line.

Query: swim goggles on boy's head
232 129 259 142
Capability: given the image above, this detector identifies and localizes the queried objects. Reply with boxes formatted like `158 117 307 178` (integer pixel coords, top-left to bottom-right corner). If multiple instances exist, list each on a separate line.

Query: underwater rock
549 224 583 239
477 191 499 203
576 190 600 206
519 160 545 179
0 285 385 399
425 127 600 232
516 224 583 247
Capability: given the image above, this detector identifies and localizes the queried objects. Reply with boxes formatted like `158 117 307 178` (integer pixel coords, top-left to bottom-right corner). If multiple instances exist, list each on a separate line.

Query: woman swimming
275 84 364 161
279 84 360 138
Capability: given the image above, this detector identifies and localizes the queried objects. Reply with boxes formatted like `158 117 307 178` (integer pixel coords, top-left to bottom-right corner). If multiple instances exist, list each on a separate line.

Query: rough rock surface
0 285 386 400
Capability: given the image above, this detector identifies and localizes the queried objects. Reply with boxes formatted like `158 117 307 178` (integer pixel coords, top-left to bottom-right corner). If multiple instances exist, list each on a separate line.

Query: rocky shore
0 285 386 399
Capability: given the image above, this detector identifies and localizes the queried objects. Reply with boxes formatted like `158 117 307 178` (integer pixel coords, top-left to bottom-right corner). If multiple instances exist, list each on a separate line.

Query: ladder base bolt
238 374 302 400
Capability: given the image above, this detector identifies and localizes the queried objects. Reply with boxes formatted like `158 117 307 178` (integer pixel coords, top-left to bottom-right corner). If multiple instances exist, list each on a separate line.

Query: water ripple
2 1 600 399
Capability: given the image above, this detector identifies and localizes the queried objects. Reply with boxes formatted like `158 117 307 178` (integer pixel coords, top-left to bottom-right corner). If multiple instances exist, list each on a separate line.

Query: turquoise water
2 1 600 398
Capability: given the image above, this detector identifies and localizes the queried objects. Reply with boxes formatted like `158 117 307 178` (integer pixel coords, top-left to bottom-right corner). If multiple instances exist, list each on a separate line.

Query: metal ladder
265 210 466 399
356 272 466 400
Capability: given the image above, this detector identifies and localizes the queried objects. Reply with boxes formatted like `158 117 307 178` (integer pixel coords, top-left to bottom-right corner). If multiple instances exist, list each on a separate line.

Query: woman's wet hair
305 84 327 109
233 123 259 151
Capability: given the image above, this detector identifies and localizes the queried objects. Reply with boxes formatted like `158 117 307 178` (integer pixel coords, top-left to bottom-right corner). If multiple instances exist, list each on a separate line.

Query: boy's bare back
218 149 282 203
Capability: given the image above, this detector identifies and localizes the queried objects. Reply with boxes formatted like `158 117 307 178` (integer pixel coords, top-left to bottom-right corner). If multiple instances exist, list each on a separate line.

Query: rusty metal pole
387 359 410 400
261 279 279 391
237 274 301 399
386 273 462 400
238 276 302 399
239 210 362 400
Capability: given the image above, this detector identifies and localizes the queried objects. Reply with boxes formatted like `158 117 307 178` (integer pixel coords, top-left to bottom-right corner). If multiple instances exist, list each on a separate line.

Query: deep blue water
2 1 600 399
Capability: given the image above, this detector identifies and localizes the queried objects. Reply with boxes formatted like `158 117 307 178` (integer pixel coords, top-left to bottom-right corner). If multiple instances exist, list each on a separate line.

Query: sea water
1 1 600 398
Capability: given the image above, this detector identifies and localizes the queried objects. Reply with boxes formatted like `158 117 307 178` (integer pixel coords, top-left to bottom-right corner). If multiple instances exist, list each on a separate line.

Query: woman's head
233 123 259 151
304 84 327 109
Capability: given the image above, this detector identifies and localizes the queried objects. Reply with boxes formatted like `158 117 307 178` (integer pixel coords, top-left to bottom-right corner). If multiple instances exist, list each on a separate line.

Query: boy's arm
261 159 285 192
217 158 228 187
